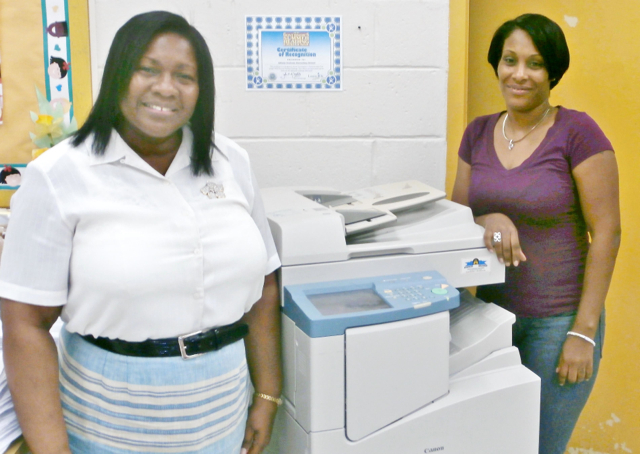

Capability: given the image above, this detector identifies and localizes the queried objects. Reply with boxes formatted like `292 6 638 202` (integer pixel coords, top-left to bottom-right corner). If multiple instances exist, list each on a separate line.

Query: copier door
345 312 450 441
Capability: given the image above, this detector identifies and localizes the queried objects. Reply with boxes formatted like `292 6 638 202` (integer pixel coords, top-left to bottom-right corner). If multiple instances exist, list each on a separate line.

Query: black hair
487 13 570 90
0 166 21 184
50 56 69 78
72 11 215 176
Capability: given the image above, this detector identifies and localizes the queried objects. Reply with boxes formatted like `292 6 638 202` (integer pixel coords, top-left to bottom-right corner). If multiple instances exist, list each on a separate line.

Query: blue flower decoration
327 24 336 32
326 76 336 85
253 76 263 85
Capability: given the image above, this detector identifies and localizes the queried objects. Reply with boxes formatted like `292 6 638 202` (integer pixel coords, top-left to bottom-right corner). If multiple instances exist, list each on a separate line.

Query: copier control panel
283 271 460 338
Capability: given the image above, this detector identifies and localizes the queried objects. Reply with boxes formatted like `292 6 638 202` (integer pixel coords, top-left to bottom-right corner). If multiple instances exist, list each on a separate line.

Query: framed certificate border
245 15 342 91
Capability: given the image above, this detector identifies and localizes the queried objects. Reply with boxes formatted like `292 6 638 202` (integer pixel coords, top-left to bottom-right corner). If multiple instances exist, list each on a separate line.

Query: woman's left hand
556 335 595 386
242 398 279 454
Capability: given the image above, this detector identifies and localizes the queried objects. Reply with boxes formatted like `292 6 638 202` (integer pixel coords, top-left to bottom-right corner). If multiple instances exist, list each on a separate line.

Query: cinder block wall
90 0 450 191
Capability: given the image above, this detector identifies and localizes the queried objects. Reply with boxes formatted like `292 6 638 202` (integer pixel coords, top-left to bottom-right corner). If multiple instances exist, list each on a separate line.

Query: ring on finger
493 231 502 244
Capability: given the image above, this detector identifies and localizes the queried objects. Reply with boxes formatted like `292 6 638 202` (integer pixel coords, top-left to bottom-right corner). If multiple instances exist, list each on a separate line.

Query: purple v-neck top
458 107 613 318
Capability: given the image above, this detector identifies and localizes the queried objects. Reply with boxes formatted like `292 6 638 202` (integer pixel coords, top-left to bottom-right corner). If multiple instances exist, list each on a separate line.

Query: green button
431 288 448 295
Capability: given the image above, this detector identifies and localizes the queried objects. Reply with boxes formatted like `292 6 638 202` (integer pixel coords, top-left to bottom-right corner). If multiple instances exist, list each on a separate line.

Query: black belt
81 321 249 359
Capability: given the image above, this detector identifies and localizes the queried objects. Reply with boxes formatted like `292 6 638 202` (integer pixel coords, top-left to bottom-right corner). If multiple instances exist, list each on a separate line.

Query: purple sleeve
458 117 484 165
565 111 614 170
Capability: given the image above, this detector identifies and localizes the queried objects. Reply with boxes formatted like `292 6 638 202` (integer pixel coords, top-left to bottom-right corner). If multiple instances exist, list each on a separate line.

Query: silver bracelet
566 331 596 347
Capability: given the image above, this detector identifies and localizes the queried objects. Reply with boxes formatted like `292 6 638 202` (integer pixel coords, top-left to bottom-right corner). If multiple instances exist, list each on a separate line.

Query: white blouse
0 129 280 341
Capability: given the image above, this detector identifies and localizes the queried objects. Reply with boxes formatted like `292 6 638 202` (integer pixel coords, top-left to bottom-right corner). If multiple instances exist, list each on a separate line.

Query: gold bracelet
254 392 283 406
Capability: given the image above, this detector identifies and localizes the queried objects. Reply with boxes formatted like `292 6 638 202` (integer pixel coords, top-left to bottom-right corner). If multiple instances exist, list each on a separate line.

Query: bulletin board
0 0 91 207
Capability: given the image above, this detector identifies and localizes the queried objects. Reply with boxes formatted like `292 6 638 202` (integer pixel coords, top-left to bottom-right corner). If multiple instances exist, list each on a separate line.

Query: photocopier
261 180 540 454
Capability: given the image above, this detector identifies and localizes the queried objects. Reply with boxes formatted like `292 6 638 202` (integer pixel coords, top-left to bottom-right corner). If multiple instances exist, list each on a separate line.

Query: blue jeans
513 312 605 454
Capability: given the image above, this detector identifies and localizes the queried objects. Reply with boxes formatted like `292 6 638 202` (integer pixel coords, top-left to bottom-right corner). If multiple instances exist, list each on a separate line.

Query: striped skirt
59 328 249 453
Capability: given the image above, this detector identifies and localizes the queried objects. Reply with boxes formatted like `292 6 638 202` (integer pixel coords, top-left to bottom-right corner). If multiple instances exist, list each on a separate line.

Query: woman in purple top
452 14 620 454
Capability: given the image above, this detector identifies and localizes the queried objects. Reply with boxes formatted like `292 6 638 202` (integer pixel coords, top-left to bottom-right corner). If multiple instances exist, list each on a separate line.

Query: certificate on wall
246 16 342 91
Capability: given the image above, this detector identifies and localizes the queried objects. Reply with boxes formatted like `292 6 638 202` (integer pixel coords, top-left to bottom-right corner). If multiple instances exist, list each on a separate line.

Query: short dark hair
487 14 570 90
72 11 216 175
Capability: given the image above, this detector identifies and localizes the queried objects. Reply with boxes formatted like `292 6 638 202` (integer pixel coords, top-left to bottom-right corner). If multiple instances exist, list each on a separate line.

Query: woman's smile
141 102 179 113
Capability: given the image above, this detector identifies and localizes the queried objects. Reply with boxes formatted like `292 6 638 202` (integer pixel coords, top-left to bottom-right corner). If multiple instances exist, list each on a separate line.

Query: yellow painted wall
0 0 91 207
445 0 468 197
446 0 640 451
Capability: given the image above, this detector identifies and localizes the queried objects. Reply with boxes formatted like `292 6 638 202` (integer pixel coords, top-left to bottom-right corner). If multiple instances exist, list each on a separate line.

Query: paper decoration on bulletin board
246 16 342 91
0 50 4 125
0 164 26 191
41 0 73 122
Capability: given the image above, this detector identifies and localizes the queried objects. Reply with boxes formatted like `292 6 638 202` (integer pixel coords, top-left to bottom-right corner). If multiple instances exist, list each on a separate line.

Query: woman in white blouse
0 11 281 454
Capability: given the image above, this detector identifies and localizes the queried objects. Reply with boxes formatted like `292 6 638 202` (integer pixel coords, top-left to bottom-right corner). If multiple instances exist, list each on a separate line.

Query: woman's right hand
1 299 70 454
477 213 527 267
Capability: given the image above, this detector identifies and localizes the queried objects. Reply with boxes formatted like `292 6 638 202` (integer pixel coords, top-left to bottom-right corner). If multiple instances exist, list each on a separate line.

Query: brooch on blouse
200 182 226 199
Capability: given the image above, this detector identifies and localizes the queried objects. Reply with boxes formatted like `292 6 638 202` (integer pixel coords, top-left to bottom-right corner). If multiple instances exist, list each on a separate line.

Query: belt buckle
178 330 204 360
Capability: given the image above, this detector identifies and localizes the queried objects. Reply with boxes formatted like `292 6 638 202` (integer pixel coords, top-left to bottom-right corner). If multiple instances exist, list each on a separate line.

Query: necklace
502 106 552 150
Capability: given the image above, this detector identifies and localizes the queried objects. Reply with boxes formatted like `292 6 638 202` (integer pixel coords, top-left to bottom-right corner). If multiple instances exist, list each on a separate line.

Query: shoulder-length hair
72 11 215 175
487 13 570 90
